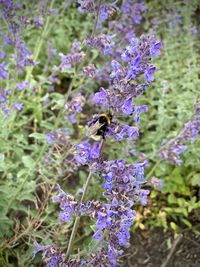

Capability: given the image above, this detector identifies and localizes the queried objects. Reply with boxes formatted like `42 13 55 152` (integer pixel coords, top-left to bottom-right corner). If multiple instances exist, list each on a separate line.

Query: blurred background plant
0 0 199 266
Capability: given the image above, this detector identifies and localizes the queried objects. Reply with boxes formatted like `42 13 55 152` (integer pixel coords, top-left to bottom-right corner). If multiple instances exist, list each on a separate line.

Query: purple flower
85 34 115 55
98 1 119 27
15 80 30 91
93 87 109 106
59 205 73 222
90 143 100 159
78 0 96 13
0 63 8 80
59 41 85 71
83 64 96 77
121 97 134 115
150 42 162 56
0 51 5 59
148 177 163 190
33 16 44 27
32 241 42 259
0 93 6 102
52 184 79 223
59 51 85 70
144 66 156 82
74 142 91 165
13 101 23 111
160 103 200 165
68 113 77 124
134 105 148 124
14 36 35 72
32 241 70 266
46 133 55 144
139 189 150 205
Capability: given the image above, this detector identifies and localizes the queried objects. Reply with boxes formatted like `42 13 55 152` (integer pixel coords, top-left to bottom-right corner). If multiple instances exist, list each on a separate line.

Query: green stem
66 139 104 258
145 159 162 181
25 0 55 82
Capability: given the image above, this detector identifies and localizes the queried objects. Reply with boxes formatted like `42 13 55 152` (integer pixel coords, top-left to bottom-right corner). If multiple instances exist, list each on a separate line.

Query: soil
120 226 200 267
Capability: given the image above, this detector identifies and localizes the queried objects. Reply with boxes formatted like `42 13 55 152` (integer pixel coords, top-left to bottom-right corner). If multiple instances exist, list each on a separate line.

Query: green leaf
22 156 35 169
29 132 46 141
191 174 200 186
170 222 179 232
182 218 192 228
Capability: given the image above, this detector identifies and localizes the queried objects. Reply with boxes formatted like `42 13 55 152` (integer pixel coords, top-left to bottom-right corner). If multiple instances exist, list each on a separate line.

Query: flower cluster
82 63 96 78
33 241 85 267
85 34 115 55
33 1 161 266
74 141 101 165
0 88 24 117
59 41 85 71
65 93 86 124
106 0 147 50
159 104 200 165
52 184 80 222
92 35 161 121
49 159 149 266
78 0 119 25
0 0 38 73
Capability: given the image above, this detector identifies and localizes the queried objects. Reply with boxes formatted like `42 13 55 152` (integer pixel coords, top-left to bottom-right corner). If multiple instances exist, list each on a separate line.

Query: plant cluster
0 0 200 267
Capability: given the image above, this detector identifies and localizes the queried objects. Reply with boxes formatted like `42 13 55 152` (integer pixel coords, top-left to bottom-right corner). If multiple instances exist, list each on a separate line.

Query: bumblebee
87 113 112 139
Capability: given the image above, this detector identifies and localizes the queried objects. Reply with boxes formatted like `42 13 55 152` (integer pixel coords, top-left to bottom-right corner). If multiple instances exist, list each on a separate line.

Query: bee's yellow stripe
100 113 111 124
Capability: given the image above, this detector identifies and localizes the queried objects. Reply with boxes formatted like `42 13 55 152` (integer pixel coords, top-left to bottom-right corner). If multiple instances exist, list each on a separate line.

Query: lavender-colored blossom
144 66 156 82
74 141 100 165
93 35 161 122
78 159 148 266
0 50 5 59
114 124 139 141
14 36 36 72
0 63 8 80
12 101 23 111
52 184 79 223
134 105 148 124
121 97 134 115
15 80 29 91
46 133 55 144
66 93 85 113
109 1 146 44
59 41 85 71
121 1 147 25
33 241 84 266
148 177 163 190
150 42 162 56
85 34 115 55
92 87 109 106
98 1 119 27
65 93 85 124
77 0 96 13
46 128 70 146
83 64 96 77
0 93 6 102
74 142 91 165
160 103 200 165
33 16 44 27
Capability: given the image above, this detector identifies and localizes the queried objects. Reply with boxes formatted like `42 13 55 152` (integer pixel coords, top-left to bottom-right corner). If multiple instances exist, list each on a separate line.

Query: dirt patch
120 227 200 267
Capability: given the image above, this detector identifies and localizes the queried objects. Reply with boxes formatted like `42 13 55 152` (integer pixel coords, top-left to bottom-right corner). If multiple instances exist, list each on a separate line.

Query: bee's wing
86 121 104 137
